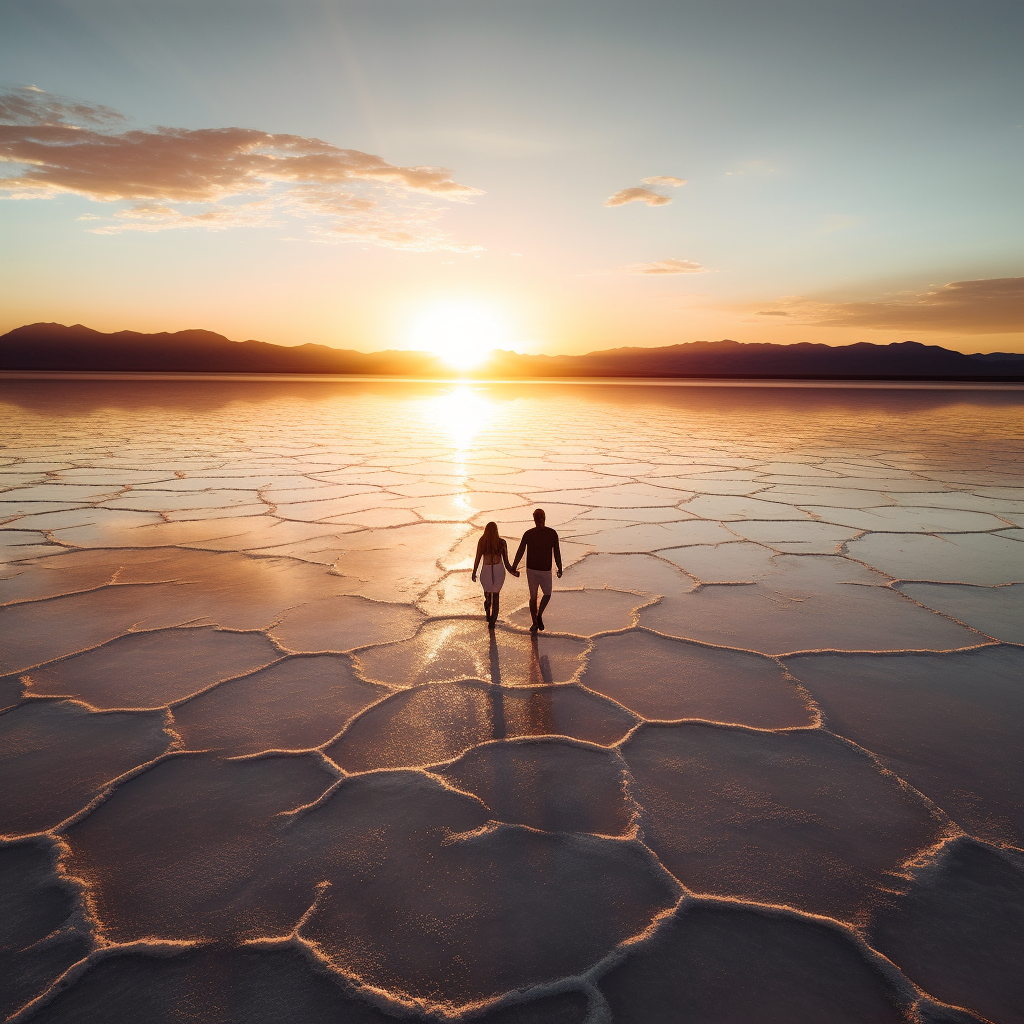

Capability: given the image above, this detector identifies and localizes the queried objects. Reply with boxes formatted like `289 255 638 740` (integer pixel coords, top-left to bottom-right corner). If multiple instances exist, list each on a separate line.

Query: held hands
512 569 521 577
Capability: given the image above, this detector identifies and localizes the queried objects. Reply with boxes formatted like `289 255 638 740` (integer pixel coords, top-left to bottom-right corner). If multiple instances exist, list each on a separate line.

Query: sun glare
429 386 492 451
408 301 509 371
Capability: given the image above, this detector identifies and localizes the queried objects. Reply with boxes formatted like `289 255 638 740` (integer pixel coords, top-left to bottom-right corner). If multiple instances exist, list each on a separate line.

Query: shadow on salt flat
171 655 389 755
785 647 1024 846
326 679 636 771
0 701 170 835
622 722 947 922
582 631 814 727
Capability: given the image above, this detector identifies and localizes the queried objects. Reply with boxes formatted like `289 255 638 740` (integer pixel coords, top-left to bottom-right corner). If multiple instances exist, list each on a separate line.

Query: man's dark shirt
513 525 562 572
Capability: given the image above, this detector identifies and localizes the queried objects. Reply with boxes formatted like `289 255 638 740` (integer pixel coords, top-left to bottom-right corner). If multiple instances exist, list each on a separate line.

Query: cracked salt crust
1 379 1022 1024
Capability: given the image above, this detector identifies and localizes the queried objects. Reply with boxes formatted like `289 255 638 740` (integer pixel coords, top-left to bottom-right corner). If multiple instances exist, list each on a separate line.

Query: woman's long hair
479 521 502 557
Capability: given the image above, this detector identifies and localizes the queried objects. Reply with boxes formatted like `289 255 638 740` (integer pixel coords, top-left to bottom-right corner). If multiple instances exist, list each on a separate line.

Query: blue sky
1 0 1021 355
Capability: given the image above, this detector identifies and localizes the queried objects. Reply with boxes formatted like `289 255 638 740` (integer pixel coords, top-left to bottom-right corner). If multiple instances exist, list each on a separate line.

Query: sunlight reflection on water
427 385 493 453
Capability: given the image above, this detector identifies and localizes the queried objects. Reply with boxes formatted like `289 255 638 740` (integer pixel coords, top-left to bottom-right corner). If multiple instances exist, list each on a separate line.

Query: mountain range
2 322 1023 380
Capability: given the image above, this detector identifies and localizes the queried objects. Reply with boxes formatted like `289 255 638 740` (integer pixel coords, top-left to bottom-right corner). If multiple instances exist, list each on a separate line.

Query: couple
471 508 562 632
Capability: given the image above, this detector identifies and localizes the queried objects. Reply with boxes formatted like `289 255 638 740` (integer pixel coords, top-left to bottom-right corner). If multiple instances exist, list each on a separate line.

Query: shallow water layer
1 378 1023 1024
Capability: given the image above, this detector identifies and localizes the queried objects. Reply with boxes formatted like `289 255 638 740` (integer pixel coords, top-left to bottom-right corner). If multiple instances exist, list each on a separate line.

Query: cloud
0 87 126 129
641 175 687 187
604 186 672 207
89 201 276 234
622 258 708 275
768 278 1024 334
0 86 483 250
605 175 685 207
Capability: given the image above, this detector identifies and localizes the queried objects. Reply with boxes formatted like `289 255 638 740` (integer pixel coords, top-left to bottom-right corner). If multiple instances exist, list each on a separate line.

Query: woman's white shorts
479 562 506 593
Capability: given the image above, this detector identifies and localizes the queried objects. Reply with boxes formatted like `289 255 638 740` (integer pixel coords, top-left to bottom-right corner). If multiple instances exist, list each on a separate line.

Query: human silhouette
511 508 562 633
472 521 519 628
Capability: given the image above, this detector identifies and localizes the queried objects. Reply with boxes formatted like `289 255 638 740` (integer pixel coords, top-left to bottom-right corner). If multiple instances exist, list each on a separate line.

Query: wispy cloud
604 186 672 207
641 175 687 187
622 258 708 275
604 175 686 207
757 278 1024 333
0 87 483 250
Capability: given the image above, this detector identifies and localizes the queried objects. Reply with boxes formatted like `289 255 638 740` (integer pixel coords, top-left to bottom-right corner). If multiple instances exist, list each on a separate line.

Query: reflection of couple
471 508 563 632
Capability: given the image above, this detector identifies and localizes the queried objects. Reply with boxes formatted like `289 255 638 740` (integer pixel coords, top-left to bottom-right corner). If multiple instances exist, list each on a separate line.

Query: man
511 508 562 633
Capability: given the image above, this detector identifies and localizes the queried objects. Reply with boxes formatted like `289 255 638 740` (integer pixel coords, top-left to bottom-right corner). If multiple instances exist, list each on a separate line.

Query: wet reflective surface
1 378 1023 1023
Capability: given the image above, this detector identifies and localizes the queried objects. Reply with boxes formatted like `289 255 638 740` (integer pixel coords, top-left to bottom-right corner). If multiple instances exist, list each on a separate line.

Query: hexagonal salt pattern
1 378 1021 1024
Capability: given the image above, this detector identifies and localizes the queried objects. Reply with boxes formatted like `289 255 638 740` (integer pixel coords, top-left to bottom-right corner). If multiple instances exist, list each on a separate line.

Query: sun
408 301 509 370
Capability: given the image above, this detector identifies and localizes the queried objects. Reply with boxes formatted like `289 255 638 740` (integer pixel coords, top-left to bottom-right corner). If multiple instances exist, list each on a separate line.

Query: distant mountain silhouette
2 323 1023 380
0 323 445 375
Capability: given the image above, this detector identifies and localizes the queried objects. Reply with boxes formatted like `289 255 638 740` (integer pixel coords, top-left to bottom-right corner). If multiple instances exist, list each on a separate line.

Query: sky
1 0 1022 360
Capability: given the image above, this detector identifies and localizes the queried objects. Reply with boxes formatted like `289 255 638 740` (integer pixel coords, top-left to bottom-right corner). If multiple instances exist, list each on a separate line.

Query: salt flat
1 378 1023 1024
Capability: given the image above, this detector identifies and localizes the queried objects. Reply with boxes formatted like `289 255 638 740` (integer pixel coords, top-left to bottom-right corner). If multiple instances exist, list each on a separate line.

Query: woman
471 521 519 627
